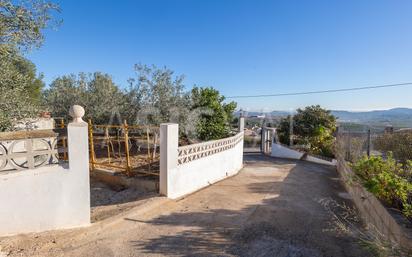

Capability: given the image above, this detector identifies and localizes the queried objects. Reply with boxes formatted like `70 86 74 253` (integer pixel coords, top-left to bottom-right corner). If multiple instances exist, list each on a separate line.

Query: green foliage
0 0 59 131
9 47 44 101
352 154 412 219
0 0 60 51
125 64 190 126
190 87 237 141
346 137 366 163
245 119 262 129
0 47 40 131
374 132 412 164
277 105 336 157
43 74 85 118
43 72 125 124
335 135 368 163
85 73 125 124
41 64 238 141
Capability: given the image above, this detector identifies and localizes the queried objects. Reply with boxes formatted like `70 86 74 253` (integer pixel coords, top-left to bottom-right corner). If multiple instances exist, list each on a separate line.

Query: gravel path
0 153 373 257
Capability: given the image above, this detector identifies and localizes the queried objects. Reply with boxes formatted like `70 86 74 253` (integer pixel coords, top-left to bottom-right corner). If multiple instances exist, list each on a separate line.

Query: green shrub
243 135 261 148
352 154 412 219
277 105 336 158
373 132 412 164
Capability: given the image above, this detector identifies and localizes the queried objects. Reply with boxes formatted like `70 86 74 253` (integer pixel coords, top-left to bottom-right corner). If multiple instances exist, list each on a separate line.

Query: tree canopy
0 1 238 140
190 87 237 141
43 72 125 124
42 66 238 142
0 0 60 51
0 0 59 131
0 48 41 130
277 105 336 157
124 64 190 126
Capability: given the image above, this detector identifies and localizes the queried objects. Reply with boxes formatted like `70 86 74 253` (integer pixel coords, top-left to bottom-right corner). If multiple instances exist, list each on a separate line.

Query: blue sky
28 0 412 111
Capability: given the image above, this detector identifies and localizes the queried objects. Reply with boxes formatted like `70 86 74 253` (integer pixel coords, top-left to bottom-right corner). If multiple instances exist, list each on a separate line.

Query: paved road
1 154 373 257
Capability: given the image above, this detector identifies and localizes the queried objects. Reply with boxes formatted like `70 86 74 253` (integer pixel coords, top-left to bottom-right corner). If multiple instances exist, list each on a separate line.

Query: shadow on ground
90 179 156 222
128 153 373 257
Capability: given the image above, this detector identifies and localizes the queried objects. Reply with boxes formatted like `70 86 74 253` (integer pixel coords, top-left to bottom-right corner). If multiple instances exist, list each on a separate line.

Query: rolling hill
331 108 412 127
237 108 412 128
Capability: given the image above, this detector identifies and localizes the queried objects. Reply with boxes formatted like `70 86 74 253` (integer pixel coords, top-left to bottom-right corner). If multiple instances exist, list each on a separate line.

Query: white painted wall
304 155 337 166
169 138 243 199
160 123 244 199
271 143 304 159
0 117 90 236
271 143 336 166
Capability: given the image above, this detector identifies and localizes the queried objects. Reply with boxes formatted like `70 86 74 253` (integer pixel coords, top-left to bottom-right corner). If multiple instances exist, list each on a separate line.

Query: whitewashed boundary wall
270 128 336 165
160 123 244 199
271 143 304 159
271 142 336 165
0 105 90 236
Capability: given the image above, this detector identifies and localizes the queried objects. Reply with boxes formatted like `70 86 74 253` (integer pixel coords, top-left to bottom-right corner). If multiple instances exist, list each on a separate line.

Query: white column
67 105 90 225
261 127 266 153
266 129 271 153
160 123 179 197
272 128 278 144
239 117 245 132
261 128 272 154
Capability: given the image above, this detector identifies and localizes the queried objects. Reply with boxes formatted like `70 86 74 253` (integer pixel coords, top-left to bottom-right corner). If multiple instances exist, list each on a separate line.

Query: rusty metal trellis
58 119 68 161
50 118 160 177
88 120 160 177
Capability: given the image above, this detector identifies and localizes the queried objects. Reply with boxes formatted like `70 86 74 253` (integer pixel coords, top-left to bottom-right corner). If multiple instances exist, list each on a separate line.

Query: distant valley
239 108 412 128
331 108 412 127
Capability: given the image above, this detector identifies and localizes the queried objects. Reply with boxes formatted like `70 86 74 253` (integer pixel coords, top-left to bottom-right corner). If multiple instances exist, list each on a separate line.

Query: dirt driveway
0 153 373 257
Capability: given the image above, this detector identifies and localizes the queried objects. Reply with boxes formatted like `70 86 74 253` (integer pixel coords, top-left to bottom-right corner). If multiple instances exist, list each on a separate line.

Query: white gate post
239 116 245 132
160 123 179 197
261 127 266 153
67 105 90 225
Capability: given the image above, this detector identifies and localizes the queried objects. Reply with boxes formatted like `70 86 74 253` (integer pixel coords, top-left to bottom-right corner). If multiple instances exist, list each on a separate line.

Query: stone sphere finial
69 105 85 123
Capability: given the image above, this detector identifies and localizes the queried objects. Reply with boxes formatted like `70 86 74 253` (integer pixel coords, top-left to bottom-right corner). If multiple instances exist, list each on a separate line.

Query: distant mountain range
331 108 412 120
332 108 412 127
238 108 412 128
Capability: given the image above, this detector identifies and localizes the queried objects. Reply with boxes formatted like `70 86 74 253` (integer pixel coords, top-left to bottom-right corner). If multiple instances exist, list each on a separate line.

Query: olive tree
124 65 237 141
0 0 59 131
43 72 125 124
0 48 42 130
0 0 60 50
124 64 191 126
